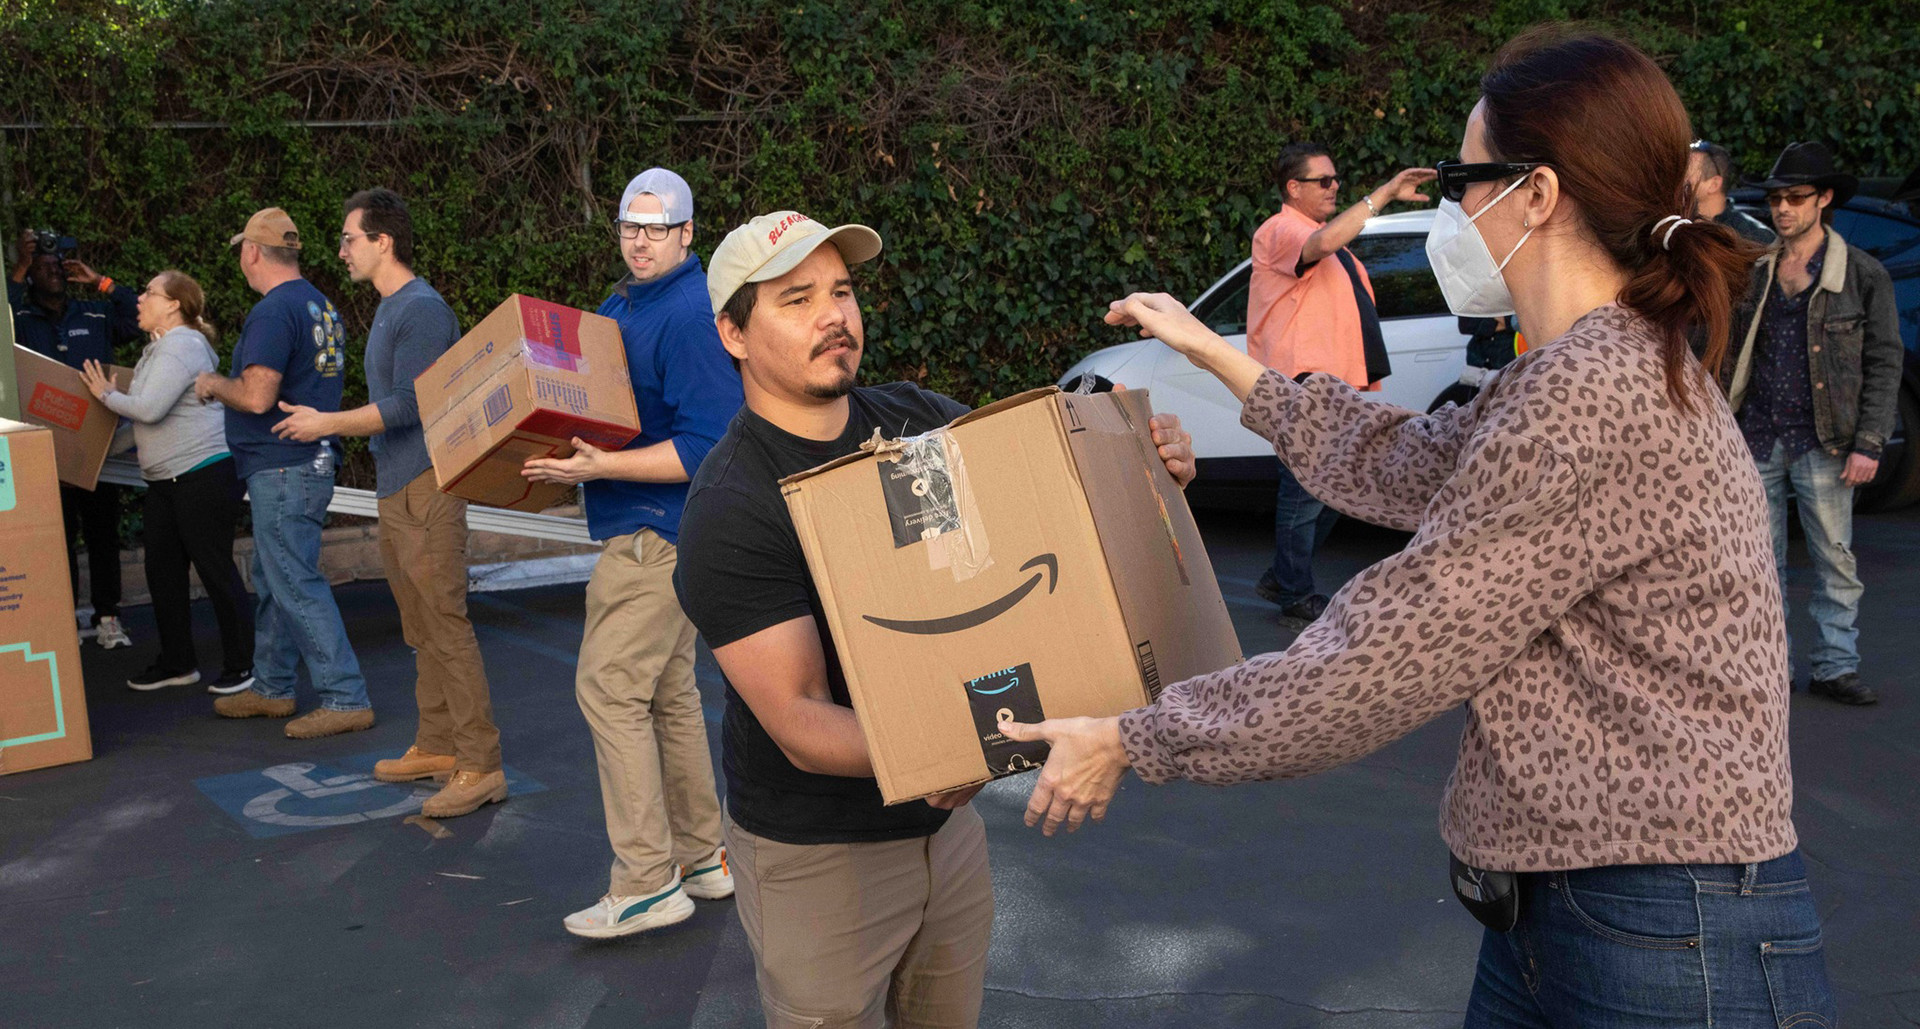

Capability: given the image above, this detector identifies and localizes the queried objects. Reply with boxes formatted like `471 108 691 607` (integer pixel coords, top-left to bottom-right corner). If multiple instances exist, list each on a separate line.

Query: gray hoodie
103 326 229 480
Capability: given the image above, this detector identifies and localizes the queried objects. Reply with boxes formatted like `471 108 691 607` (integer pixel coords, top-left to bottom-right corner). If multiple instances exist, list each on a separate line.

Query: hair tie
1652 215 1691 251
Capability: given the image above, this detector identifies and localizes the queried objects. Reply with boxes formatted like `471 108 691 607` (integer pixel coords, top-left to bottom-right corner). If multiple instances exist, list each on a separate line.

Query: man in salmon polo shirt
1248 142 1434 629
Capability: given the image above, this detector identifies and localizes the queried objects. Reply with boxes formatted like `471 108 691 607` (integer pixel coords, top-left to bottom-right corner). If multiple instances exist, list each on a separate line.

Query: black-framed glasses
1291 175 1340 190
1435 159 1543 203
616 220 687 242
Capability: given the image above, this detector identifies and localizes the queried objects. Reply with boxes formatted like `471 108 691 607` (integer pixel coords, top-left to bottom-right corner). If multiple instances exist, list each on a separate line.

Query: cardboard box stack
0 419 93 775
780 387 1241 803
13 344 131 489
418 295 641 512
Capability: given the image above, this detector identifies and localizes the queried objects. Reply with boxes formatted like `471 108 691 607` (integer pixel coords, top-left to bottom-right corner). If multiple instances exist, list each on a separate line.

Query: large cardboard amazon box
13 344 131 489
780 387 1241 804
0 419 92 775
417 295 640 512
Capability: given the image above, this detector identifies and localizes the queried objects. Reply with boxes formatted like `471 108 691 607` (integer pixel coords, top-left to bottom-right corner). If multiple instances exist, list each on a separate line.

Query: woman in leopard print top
1003 29 1835 1027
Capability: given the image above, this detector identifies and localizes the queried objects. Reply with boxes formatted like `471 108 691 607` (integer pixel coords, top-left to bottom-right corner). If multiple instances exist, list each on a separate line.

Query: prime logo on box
964 663 1048 774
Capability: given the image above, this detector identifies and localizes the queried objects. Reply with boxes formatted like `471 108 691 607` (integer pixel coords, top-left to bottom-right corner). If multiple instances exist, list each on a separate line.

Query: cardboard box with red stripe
418 295 640 511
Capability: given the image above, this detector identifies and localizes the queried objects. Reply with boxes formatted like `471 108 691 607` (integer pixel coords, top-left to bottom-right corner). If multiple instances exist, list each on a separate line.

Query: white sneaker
562 879 695 939
681 846 734 900
95 616 131 649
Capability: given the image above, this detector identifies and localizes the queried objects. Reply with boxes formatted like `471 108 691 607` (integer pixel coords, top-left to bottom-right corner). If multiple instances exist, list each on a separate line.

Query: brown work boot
420 770 508 819
284 707 376 739
213 690 296 719
374 745 458 783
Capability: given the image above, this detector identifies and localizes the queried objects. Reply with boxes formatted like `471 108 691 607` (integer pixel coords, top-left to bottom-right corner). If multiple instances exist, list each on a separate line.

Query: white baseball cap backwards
617 168 694 226
706 211 883 316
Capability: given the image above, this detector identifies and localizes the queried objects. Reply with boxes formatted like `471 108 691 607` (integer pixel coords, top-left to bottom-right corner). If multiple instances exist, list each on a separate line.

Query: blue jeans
1465 850 1835 1028
246 463 369 711
1754 442 1862 680
1267 459 1341 605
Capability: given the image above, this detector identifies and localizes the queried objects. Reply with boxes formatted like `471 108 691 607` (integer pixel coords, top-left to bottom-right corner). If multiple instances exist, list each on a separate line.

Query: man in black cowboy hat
1723 141 1903 706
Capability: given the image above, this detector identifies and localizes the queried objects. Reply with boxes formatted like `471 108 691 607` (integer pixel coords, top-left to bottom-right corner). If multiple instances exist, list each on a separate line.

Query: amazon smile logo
861 554 1058 636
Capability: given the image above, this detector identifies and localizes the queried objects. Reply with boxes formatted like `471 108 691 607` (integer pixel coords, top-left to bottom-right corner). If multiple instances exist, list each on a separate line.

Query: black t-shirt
675 382 971 845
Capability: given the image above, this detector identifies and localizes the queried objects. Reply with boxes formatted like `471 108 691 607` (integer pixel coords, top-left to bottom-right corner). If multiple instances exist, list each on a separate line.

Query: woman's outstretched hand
998 715 1131 836
1105 292 1223 362
1105 292 1266 403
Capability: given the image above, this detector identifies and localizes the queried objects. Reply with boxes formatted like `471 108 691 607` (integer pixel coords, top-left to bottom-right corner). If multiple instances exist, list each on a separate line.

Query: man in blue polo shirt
195 207 373 739
9 229 142 649
522 168 742 938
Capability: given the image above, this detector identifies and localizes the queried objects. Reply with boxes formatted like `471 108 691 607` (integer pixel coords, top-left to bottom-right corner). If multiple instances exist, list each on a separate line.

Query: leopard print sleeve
1241 369 1484 532
1120 427 1589 786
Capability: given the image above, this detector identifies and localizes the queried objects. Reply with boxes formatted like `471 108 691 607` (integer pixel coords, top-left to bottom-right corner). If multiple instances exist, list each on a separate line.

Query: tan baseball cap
707 211 882 315
228 207 303 250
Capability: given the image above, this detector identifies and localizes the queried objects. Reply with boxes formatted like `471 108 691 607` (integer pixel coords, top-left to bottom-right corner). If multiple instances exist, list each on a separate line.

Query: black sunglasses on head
1435 159 1543 203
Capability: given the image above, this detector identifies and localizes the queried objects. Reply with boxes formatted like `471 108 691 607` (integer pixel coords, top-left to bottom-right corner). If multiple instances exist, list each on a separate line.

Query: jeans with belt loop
1464 849 1835 1028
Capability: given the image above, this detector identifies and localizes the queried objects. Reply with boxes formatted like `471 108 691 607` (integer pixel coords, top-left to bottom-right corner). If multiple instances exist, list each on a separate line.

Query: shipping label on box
0 419 92 775
12 344 132 489
780 387 1240 803
417 295 641 511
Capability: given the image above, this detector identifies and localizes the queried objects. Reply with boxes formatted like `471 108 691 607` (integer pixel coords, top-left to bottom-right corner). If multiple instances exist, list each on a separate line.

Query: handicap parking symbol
195 752 545 838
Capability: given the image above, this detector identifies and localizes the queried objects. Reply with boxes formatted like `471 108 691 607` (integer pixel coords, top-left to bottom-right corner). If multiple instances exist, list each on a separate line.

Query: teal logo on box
0 642 68 749
0 435 15 511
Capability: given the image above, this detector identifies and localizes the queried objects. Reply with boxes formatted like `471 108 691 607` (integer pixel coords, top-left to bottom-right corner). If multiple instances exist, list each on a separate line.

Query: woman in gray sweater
80 270 253 695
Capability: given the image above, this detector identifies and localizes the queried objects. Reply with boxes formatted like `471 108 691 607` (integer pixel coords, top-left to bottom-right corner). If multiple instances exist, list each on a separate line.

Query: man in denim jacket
1723 142 1903 706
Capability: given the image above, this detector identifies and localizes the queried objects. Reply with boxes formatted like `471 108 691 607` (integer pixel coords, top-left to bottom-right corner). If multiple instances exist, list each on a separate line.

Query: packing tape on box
867 428 992 582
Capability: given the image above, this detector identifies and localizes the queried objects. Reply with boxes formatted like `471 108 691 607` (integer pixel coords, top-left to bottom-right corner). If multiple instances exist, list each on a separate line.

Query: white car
1059 209 1471 507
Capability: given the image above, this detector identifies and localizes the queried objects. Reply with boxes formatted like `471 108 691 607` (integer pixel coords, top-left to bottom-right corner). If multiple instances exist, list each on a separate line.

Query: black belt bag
1449 853 1520 933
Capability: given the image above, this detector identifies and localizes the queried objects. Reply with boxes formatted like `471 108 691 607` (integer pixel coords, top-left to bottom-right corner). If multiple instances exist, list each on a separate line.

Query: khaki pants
729 806 993 1029
376 472 500 772
577 528 724 896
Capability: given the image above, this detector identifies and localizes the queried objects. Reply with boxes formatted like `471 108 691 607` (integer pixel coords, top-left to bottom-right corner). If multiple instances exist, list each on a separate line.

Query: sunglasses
1765 189 1822 208
1434 159 1543 203
615 221 687 241
1291 175 1340 190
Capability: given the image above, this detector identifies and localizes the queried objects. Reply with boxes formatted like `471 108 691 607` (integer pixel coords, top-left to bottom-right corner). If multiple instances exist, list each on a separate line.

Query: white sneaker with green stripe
562 877 696 939
680 845 733 900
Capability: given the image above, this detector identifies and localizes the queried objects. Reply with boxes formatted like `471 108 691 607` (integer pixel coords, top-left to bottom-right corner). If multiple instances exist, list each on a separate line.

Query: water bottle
309 440 336 476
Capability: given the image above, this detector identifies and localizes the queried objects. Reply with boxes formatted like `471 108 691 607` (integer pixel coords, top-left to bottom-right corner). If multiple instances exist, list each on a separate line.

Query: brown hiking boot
213 690 296 719
284 707 376 739
374 745 458 783
420 770 508 819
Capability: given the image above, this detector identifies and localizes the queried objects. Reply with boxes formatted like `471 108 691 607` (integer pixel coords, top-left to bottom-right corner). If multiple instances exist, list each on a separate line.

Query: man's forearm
778 696 875 777
208 376 273 415
326 403 387 438
592 439 691 484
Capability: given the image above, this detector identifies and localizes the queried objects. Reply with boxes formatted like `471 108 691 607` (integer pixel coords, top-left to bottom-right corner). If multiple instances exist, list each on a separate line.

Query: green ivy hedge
5 0 1912 488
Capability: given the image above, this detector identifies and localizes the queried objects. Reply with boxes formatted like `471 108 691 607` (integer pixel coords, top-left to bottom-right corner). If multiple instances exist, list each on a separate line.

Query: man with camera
9 228 143 649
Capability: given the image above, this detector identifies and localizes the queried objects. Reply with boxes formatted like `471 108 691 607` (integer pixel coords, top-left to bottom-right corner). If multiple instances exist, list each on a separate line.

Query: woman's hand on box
998 715 1130 836
521 437 607 485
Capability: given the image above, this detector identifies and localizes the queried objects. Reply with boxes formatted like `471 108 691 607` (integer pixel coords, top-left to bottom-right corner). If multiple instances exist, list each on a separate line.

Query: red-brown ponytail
1481 27 1765 412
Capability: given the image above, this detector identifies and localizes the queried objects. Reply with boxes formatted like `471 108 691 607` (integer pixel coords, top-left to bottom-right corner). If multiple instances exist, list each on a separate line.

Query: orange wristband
97 276 114 294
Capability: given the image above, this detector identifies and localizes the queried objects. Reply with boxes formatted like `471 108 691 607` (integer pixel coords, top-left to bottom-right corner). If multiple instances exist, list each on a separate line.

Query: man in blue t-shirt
520 169 743 939
273 188 505 819
194 207 372 738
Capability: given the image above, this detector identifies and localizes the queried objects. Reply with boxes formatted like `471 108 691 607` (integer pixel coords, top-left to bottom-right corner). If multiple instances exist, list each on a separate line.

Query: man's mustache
811 329 859 358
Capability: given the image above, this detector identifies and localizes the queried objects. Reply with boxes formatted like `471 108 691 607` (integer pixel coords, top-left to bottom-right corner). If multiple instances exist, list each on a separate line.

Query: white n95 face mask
1425 176 1535 317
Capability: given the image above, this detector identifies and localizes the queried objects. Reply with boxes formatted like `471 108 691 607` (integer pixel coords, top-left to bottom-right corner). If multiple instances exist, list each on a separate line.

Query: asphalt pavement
3 506 1916 1028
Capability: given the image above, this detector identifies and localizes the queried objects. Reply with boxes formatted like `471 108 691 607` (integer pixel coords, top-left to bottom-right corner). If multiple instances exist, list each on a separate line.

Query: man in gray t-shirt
274 188 506 818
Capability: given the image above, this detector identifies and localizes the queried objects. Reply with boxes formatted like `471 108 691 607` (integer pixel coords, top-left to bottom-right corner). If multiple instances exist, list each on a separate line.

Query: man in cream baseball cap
673 213 1195 1023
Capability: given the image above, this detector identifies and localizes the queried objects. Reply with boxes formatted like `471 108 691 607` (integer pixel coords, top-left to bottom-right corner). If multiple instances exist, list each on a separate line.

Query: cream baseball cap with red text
706 211 882 315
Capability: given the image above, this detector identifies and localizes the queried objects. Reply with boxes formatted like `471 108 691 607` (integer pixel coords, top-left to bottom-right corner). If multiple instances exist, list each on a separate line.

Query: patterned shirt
1739 241 1826 461
1121 306 1795 872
